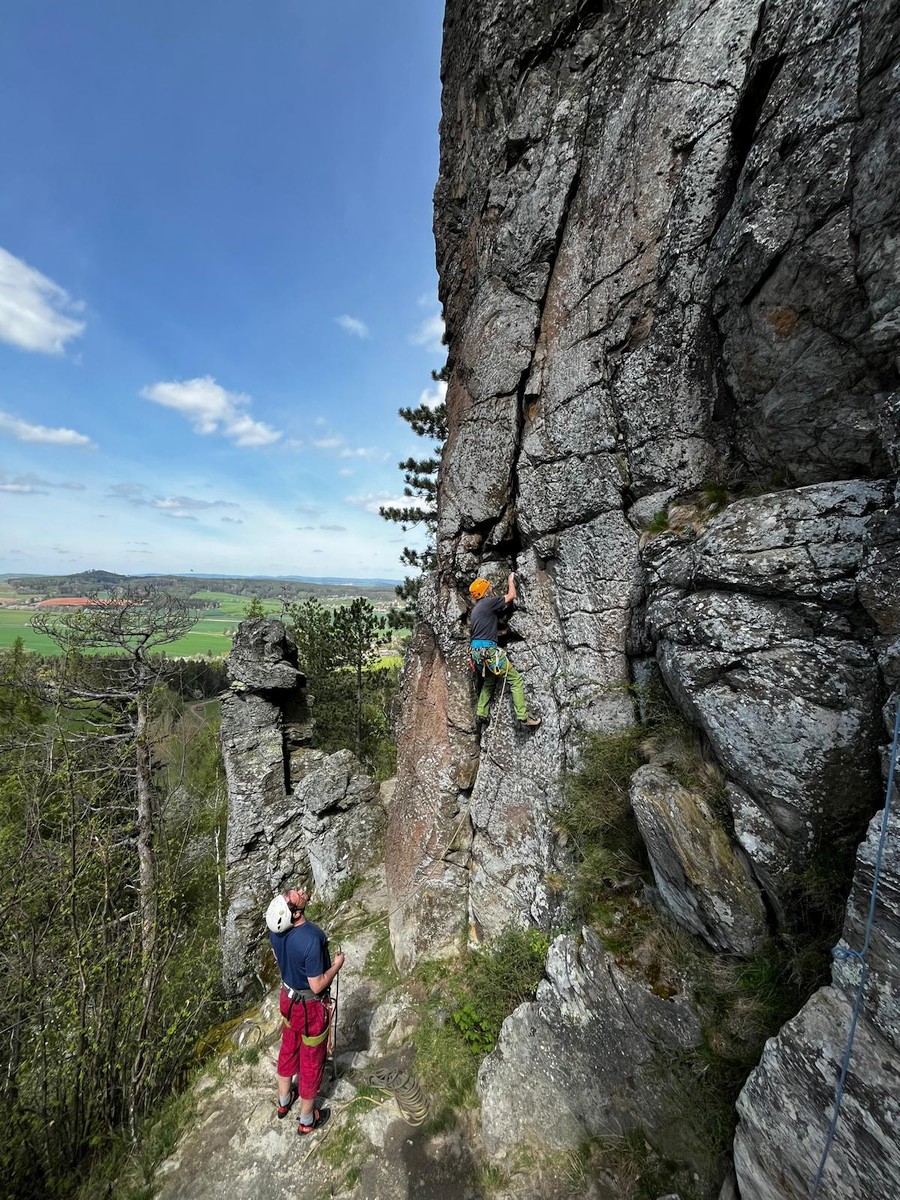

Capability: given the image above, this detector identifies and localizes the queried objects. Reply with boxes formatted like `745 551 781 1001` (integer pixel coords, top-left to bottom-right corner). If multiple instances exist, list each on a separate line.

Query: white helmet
265 894 293 933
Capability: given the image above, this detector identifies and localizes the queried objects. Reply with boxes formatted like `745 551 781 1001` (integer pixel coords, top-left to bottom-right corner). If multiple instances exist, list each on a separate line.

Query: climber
469 573 541 729
265 886 345 1133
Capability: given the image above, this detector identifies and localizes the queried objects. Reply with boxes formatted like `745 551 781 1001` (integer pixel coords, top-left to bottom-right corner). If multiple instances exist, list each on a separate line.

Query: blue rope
808 699 900 1199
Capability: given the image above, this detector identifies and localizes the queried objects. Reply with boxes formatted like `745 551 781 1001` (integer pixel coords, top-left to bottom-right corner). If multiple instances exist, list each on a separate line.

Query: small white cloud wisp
140 376 282 447
0 247 86 355
0 410 95 447
410 312 445 354
335 314 371 339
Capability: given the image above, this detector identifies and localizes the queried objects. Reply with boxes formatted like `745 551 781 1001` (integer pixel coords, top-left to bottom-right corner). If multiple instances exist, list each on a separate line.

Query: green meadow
0 591 400 659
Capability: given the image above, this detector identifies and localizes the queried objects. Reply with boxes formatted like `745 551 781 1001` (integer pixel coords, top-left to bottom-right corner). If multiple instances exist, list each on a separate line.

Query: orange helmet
469 578 491 599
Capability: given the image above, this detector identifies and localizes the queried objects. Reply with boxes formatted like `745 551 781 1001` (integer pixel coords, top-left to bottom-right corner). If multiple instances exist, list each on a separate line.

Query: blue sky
0 1 445 580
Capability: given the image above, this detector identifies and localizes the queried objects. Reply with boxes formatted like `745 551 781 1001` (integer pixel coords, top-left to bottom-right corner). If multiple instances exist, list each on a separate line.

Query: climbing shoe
277 1085 298 1119
297 1107 330 1134
519 715 542 728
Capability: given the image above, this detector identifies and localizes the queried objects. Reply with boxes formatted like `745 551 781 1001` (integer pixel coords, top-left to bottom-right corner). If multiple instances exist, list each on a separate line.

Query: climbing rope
809 700 900 1199
369 1067 429 1125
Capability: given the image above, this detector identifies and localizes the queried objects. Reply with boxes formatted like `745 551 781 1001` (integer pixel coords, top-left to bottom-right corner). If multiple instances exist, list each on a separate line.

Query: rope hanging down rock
809 699 900 1199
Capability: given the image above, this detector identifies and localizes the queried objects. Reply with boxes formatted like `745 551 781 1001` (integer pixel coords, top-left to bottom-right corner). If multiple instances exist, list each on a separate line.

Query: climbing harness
470 642 509 676
808 700 900 1200
470 641 511 718
281 988 332 1047
369 1067 429 1126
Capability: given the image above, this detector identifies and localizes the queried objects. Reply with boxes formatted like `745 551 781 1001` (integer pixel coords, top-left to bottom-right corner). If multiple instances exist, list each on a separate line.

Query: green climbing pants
477 660 527 721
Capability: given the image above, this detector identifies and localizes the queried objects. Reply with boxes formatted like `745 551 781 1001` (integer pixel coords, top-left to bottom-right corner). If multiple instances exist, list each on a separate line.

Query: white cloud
338 467 354 477
313 436 343 450
0 410 95 447
346 491 430 516
336 314 371 339
419 381 447 409
410 313 445 353
140 376 282 447
0 247 86 355
107 483 238 521
221 516 243 525
320 524 346 532
0 482 46 494
338 445 379 460
0 470 86 492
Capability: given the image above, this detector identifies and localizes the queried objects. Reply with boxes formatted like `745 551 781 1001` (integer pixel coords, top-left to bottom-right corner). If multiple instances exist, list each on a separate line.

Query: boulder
645 482 886 915
630 764 768 955
733 802 900 1199
227 617 304 692
289 749 385 902
478 929 701 1153
221 619 381 992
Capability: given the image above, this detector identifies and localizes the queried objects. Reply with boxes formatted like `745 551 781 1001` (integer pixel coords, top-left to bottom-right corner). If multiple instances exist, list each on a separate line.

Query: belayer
265 885 345 1133
469 572 541 729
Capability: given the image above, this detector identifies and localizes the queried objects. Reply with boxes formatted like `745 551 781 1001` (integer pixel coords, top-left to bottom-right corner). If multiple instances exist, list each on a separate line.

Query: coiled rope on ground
369 1067 429 1125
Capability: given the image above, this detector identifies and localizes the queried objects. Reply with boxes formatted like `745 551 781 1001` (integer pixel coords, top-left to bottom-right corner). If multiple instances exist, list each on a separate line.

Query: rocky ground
152 870 616 1200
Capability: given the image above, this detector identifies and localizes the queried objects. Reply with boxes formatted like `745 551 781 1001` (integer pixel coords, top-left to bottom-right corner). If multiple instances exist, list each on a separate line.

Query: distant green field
0 610 63 652
191 590 283 617
0 594 399 659
0 608 234 657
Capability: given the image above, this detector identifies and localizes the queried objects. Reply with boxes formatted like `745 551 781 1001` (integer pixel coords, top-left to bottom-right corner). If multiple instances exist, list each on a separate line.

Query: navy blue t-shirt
269 920 331 991
470 595 507 643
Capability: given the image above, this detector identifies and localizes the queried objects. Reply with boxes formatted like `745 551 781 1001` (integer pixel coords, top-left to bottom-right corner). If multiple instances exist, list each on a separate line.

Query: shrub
451 927 550 1055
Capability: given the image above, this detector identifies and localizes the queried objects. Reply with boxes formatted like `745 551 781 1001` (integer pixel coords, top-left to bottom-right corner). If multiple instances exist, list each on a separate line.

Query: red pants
277 987 330 1100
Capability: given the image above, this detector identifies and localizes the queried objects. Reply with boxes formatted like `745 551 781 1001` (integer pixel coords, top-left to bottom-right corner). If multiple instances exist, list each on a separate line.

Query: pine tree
381 365 448 626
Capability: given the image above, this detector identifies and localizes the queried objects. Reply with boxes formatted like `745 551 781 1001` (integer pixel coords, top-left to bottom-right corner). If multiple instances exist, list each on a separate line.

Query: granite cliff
384 0 900 1196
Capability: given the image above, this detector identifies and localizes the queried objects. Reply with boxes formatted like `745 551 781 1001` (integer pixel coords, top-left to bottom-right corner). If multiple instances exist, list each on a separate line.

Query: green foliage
282 597 398 772
412 1002 479 1132
700 481 730 513
0 629 230 1199
556 727 647 915
645 509 671 534
380 369 447 625
452 927 550 1055
364 925 402 994
332 874 362 905
243 595 266 618
409 928 549 1132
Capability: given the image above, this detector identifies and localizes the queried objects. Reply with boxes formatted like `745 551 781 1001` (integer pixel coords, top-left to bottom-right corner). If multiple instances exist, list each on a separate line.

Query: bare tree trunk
355 660 363 760
134 691 158 972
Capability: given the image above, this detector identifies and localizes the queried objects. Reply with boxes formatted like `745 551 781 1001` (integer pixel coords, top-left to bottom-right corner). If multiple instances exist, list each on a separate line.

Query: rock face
384 0 899 1191
221 619 385 994
478 929 701 1153
629 764 768 955
389 0 897 957
733 802 900 1200
291 749 385 901
221 619 306 995
644 480 888 918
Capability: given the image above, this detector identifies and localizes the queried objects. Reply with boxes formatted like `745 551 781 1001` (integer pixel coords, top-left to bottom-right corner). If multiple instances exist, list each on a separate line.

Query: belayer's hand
334 952 346 971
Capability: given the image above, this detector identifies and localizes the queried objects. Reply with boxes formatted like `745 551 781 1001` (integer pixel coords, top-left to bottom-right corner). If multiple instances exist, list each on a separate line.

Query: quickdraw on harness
282 985 332 1047
470 641 508 678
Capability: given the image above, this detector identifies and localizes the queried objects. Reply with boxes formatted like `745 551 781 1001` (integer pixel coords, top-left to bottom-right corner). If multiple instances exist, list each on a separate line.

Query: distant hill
0 570 401 604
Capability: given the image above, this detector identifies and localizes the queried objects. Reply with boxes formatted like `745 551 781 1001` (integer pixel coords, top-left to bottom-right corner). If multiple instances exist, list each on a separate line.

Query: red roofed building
36 597 107 608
